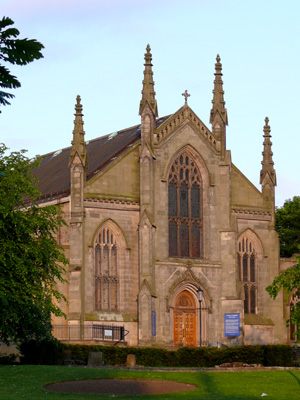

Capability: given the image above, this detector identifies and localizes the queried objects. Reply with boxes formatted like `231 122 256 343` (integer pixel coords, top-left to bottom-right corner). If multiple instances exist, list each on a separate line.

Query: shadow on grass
192 372 260 400
286 370 300 386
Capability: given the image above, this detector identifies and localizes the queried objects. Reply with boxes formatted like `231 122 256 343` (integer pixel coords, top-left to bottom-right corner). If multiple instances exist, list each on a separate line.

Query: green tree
276 196 300 258
266 196 300 341
266 253 300 341
0 16 44 111
0 144 68 345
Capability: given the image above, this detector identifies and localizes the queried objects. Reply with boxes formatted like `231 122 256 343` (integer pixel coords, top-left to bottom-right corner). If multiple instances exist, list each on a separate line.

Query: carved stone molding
70 265 81 272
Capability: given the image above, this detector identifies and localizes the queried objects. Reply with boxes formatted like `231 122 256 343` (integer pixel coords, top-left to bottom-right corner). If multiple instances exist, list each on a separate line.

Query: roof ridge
37 116 173 159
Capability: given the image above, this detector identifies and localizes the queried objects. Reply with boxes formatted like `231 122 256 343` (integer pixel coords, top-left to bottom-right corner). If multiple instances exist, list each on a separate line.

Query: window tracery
168 152 202 258
237 237 257 314
95 227 118 311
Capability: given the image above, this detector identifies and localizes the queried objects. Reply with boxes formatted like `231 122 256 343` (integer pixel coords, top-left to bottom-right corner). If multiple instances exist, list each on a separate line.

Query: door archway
173 290 196 346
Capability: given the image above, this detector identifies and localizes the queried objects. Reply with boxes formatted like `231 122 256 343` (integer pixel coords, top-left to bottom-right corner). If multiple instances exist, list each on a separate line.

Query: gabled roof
34 115 170 203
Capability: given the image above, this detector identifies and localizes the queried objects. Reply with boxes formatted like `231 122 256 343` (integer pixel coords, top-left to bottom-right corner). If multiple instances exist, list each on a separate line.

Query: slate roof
34 115 170 203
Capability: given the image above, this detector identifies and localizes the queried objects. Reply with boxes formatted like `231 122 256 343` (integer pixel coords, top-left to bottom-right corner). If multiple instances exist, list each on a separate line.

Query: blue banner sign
224 313 240 337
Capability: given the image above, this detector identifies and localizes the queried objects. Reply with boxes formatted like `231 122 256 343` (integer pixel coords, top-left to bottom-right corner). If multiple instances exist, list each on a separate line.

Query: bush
62 345 175 367
0 354 18 365
63 344 126 365
19 338 64 365
132 347 176 367
62 344 293 367
176 347 210 367
173 346 265 367
18 341 294 367
222 345 265 365
262 345 293 367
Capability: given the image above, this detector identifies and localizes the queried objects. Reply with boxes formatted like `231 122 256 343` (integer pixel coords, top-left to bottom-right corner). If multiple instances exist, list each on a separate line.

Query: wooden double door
173 291 196 347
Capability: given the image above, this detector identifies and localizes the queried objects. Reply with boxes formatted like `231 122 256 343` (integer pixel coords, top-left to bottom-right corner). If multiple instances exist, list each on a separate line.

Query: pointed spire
69 95 88 167
139 44 158 117
210 54 228 126
260 117 276 186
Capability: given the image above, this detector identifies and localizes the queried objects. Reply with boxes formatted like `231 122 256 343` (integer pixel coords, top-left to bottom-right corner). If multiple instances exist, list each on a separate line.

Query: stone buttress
68 96 88 335
138 45 158 342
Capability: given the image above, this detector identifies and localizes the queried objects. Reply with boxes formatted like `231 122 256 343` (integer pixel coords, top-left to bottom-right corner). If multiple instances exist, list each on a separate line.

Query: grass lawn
0 365 300 400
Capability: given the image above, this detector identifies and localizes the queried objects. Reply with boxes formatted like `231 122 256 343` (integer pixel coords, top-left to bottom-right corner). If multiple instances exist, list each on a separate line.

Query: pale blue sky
1 0 299 206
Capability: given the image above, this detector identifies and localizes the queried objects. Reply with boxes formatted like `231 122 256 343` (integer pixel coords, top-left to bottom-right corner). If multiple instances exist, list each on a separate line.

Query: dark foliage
19 339 64 365
262 344 294 367
0 353 18 365
0 144 68 344
276 196 300 258
0 16 44 110
20 342 293 367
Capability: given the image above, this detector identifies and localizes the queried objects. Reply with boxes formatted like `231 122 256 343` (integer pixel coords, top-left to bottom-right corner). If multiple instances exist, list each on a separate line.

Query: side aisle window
237 237 257 314
95 227 118 311
168 152 202 258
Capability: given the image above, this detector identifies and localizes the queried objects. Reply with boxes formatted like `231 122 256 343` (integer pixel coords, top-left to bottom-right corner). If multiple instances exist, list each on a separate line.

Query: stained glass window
180 183 188 217
95 227 119 311
244 286 249 314
111 246 117 276
191 222 201 257
250 285 256 314
168 182 177 216
180 221 189 257
237 253 241 281
238 237 257 314
243 254 248 282
168 151 202 258
169 220 178 257
191 184 200 218
250 254 255 282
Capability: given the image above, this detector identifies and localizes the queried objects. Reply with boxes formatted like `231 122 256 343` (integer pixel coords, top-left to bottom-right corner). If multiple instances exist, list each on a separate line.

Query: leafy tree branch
0 16 44 111
0 143 68 345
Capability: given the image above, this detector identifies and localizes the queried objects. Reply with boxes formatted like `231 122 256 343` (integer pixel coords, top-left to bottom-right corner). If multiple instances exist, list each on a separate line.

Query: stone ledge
244 314 274 326
217 362 263 368
93 365 300 372
232 208 271 217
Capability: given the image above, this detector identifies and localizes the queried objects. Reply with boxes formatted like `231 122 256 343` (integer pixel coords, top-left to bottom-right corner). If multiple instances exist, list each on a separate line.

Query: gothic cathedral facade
35 46 288 347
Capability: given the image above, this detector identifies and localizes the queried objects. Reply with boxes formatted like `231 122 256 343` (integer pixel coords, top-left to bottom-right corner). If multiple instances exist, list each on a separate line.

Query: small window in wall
168 151 202 258
95 227 119 311
237 237 257 314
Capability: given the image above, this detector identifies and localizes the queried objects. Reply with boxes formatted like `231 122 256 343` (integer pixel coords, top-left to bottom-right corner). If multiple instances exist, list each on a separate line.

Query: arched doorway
173 290 196 346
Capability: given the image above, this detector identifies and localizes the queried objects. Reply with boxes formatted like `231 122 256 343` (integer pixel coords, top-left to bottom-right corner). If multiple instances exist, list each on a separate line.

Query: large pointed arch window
237 237 257 314
95 227 119 311
168 152 202 258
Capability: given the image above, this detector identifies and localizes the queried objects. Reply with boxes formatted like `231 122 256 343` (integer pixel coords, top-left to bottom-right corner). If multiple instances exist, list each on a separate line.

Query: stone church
35 45 288 347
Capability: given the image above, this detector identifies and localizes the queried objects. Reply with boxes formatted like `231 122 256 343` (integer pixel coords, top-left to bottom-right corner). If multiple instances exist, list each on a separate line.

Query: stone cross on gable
182 90 190 105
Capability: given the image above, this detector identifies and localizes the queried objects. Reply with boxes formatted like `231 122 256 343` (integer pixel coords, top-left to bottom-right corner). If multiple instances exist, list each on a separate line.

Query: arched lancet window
95 226 119 311
237 237 257 314
168 152 202 258
289 291 300 342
